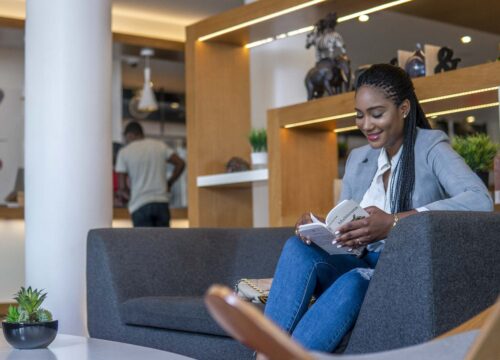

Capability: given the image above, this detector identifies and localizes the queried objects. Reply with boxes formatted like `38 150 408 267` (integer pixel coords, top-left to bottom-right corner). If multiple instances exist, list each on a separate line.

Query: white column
25 0 112 335
112 43 123 143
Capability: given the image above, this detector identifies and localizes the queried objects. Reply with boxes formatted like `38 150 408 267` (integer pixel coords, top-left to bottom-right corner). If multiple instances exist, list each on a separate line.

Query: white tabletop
0 334 194 360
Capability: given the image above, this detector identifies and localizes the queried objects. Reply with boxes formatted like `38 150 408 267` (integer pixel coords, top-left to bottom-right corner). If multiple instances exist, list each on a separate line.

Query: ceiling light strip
198 0 326 42
334 125 359 133
245 0 413 48
420 87 499 104
425 102 500 118
283 112 356 129
336 0 413 23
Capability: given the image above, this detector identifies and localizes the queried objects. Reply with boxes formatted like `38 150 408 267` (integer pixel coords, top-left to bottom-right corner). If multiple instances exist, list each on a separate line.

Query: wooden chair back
205 285 313 360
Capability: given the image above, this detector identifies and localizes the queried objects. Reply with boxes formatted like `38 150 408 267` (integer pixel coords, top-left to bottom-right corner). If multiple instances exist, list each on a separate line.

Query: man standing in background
115 121 185 227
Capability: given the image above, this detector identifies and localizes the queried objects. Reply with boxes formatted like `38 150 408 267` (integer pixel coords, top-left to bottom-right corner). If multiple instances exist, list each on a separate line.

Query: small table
0 334 194 360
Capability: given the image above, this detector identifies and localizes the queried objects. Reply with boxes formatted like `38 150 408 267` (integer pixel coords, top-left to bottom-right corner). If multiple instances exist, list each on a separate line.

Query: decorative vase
2 320 58 349
251 152 268 169
405 44 426 78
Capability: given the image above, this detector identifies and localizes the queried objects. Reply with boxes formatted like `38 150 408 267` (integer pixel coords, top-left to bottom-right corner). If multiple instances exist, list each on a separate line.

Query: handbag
235 278 273 304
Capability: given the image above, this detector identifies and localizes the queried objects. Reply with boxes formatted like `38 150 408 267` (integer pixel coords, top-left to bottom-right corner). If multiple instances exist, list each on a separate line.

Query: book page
325 199 369 233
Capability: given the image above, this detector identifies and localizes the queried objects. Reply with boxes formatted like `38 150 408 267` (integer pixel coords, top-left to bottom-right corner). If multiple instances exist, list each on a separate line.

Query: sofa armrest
346 211 500 354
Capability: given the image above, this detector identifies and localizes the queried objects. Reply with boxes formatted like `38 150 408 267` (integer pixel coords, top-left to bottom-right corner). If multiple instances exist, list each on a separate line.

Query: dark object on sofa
87 212 500 359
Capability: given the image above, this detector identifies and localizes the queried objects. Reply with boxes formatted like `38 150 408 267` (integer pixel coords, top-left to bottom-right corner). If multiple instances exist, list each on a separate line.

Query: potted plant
248 128 267 168
2 287 58 349
452 133 500 186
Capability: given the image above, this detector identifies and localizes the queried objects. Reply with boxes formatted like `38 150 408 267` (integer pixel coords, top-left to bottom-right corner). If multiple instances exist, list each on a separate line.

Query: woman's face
354 85 409 156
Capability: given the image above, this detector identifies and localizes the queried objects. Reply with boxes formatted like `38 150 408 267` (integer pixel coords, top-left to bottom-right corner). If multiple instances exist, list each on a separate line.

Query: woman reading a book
262 64 493 355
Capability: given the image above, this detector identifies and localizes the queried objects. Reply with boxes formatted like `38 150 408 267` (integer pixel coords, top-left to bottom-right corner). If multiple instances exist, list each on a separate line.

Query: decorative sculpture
434 46 461 73
304 13 351 100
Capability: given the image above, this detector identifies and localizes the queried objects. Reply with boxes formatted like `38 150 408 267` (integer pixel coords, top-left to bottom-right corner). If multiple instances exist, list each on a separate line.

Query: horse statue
304 13 352 100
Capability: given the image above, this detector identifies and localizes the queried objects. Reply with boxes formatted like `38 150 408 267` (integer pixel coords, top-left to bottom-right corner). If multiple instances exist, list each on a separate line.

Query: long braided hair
355 64 431 213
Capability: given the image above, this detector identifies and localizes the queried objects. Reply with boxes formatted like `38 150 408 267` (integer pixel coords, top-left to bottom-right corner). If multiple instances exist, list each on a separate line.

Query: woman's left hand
335 206 394 249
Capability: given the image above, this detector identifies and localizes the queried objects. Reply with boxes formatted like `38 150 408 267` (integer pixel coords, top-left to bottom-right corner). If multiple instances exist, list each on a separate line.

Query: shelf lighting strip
425 102 500 118
245 0 413 48
419 86 499 103
283 112 356 129
334 126 359 133
197 0 326 42
282 86 500 131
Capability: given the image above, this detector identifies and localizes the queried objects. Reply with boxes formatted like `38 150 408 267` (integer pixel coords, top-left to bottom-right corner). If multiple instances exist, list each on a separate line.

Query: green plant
452 134 499 172
3 287 53 323
248 128 267 152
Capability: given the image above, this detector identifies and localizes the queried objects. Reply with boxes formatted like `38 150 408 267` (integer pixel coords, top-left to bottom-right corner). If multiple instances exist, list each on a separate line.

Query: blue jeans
131 202 170 227
264 236 379 352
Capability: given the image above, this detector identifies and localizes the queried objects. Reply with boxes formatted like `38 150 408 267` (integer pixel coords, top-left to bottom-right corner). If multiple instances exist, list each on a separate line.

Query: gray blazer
339 128 493 211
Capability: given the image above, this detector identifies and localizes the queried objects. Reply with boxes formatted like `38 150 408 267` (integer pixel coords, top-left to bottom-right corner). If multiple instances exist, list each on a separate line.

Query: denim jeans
131 202 171 227
264 236 379 352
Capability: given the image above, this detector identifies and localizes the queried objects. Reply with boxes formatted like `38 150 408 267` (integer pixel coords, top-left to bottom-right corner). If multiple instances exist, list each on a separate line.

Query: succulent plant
248 128 267 152
3 286 53 323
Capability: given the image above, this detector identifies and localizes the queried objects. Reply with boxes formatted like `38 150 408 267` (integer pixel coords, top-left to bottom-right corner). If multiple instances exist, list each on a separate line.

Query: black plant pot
2 320 58 349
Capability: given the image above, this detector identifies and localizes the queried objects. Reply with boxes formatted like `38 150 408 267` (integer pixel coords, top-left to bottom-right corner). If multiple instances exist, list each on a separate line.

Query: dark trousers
131 202 171 227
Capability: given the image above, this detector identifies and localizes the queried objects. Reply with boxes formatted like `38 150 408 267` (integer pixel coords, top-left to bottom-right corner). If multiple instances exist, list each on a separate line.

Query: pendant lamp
138 48 158 112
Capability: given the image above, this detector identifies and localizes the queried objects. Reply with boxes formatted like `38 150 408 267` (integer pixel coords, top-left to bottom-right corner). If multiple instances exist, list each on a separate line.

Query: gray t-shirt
115 138 174 213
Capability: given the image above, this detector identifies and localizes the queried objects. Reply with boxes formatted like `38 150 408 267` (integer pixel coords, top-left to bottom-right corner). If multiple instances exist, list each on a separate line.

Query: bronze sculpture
305 13 351 100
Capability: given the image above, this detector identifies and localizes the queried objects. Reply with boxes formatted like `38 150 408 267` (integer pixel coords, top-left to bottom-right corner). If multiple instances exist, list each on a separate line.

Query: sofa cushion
120 296 228 337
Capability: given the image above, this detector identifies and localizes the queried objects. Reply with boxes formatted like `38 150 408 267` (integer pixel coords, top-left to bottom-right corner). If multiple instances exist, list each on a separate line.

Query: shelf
197 169 268 188
269 62 500 131
0 207 188 220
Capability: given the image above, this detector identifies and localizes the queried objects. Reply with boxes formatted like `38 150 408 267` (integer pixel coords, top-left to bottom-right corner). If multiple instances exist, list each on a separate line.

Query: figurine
304 13 352 100
434 46 461 73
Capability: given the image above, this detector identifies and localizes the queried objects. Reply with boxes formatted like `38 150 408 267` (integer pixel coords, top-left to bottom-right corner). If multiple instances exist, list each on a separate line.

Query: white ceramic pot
251 152 268 168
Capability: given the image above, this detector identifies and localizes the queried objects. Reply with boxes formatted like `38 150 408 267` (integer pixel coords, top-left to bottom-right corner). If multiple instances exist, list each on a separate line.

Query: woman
263 64 493 353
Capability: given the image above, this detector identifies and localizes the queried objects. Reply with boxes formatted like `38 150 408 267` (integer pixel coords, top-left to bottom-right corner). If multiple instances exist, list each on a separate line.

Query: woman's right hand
295 212 324 245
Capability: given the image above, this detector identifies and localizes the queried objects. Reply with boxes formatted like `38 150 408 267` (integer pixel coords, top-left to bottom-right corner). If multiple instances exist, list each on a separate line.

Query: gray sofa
87 212 500 360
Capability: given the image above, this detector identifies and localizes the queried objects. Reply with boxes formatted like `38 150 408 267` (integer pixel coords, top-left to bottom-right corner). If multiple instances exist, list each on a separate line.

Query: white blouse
359 146 427 252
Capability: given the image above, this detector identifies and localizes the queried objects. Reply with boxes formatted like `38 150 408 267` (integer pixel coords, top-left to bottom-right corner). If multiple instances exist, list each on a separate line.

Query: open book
298 199 369 256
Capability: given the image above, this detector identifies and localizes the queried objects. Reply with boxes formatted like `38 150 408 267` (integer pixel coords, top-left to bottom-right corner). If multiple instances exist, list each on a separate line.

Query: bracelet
392 213 400 228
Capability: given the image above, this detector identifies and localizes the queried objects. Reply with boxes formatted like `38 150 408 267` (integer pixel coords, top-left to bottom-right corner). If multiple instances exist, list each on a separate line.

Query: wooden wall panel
186 27 253 227
269 113 337 226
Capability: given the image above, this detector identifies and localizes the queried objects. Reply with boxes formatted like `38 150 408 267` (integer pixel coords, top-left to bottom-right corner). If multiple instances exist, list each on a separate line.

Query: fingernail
332 240 337 245
347 248 352 252
306 240 311 245
334 231 340 236
337 244 342 248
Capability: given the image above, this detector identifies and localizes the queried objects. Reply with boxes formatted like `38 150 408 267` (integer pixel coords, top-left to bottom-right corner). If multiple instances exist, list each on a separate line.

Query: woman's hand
335 206 394 249
294 212 325 245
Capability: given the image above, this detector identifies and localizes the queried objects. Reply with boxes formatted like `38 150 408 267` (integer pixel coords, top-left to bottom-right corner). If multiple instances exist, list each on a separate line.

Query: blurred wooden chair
205 285 499 360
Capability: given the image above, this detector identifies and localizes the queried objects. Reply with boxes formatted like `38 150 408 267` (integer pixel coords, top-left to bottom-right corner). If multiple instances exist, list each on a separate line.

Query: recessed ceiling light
358 14 370 22
466 115 475 123
461 36 472 44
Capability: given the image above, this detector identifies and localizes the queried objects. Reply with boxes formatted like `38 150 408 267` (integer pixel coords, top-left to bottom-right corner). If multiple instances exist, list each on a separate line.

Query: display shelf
197 169 268 188
270 62 500 131
0 207 188 220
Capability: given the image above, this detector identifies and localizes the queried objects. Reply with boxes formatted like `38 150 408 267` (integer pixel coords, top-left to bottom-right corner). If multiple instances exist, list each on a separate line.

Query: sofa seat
120 296 227 336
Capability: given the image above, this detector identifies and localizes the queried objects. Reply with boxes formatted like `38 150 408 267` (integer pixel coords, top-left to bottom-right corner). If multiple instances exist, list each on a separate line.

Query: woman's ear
399 99 411 119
